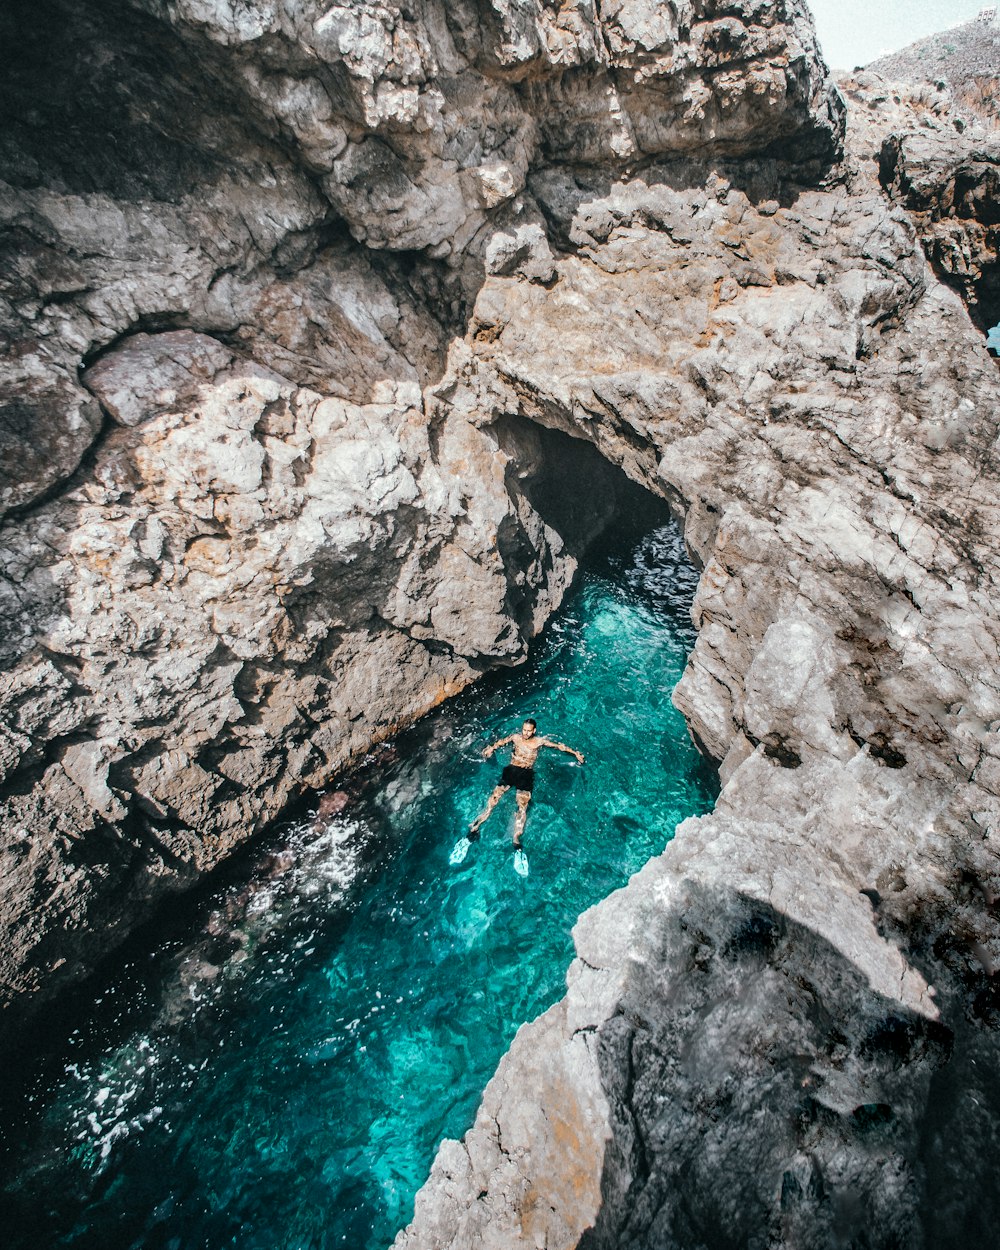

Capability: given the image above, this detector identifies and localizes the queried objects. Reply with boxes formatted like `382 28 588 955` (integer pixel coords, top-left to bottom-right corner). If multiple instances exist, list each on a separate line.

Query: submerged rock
2 1 1000 1246
0 0 843 1039
395 57 1000 1250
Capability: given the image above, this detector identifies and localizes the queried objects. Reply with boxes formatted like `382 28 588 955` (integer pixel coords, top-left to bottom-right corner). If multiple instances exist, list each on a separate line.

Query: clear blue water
0 522 717 1250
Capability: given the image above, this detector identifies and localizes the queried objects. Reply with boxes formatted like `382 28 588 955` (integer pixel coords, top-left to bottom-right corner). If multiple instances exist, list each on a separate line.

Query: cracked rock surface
2 2 1000 1247
878 124 1000 334
0 0 842 514
0 325 629 1019
0 0 843 1040
395 76 1000 1250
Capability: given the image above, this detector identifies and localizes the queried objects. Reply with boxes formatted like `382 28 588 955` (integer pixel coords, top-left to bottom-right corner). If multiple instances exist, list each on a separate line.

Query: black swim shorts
501 764 535 793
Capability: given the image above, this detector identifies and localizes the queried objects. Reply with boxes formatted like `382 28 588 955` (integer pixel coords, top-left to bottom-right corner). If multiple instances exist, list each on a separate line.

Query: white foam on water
29 818 374 1179
282 816 370 909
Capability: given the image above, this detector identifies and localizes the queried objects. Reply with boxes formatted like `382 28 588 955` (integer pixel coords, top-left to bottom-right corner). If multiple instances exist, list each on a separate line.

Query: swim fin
513 849 529 877
449 837 472 865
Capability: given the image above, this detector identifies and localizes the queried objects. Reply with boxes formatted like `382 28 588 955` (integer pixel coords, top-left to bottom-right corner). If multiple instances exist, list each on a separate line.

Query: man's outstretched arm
540 738 585 763
483 734 514 758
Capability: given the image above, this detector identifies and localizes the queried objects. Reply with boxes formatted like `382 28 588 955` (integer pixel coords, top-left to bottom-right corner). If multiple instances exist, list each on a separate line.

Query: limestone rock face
1 0 842 515
879 125 1000 331
395 85 1000 1250
0 0 843 1031
3 2 1000 1247
0 324 629 1014
840 71 1000 332
129 0 842 245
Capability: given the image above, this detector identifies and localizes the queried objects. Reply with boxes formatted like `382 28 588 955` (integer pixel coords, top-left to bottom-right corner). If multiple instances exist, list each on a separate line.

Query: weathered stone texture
3 2 1000 1247
0 0 844 1030
0 325 626 1017
879 124 1000 331
395 77 1000 1250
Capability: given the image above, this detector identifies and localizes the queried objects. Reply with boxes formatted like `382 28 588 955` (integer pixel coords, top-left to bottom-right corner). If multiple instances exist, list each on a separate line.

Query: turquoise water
0 522 717 1250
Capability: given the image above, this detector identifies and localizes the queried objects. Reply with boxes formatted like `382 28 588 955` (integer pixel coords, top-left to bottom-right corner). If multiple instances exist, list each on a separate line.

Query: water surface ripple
1 522 718 1249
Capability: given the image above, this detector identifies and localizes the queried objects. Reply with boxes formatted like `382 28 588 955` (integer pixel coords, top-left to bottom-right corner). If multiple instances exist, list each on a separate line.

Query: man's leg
513 789 532 847
470 785 508 837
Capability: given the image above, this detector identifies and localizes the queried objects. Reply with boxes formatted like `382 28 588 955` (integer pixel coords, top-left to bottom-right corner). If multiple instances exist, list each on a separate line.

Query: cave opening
0 443 717 1250
488 414 689 653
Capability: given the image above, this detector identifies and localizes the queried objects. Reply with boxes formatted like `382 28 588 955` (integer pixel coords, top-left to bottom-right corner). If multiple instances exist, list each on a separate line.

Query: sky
807 0 993 70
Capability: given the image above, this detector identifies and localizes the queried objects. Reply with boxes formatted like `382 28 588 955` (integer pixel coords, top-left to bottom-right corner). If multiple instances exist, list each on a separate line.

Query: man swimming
469 719 585 850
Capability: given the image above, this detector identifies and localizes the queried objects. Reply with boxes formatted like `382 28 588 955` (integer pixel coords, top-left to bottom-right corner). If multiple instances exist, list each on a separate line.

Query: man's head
522 718 537 738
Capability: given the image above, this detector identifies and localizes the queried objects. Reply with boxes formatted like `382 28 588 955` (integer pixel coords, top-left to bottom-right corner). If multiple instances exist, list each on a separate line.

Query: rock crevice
3 3 1000 1247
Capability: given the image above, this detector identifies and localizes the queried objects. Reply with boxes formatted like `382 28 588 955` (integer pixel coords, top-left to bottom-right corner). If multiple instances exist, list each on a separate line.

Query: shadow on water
0 508 718 1250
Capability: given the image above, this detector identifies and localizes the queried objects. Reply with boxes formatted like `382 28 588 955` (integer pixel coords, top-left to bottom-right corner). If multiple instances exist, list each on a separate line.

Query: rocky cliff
869 10 1000 129
393 70 1000 1246
2 2 1000 1246
0 0 841 1040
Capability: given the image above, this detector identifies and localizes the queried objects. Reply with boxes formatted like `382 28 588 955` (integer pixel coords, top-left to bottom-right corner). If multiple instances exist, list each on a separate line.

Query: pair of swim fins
449 836 528 877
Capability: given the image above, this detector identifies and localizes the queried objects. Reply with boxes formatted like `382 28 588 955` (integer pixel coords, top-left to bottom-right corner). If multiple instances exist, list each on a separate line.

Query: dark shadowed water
0 520 718 1250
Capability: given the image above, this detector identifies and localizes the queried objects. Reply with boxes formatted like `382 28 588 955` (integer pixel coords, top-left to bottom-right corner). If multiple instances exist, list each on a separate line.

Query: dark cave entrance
488 414 684 652
0 422 716 1250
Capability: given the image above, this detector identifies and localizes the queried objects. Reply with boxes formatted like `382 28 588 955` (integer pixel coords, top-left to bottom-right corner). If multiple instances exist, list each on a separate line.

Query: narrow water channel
1 518 718 1250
